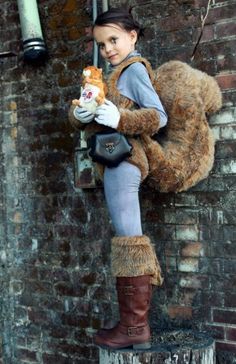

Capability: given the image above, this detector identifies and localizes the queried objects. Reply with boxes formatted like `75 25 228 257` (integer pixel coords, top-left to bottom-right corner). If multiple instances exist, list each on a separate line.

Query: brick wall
0 0 235 363
113 0 236 362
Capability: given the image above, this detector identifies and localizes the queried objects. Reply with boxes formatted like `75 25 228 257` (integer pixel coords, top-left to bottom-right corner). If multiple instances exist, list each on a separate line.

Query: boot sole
96 341 151 350
133 341 151 350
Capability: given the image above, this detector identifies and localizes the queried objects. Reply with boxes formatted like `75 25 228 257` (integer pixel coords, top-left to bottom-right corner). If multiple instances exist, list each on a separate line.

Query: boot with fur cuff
94 275 152 349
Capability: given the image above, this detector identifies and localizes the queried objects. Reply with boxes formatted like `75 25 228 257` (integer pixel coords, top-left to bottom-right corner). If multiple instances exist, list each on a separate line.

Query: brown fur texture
142 60 222 192
68 57 222 192
111 235 163 286
117 108 160 135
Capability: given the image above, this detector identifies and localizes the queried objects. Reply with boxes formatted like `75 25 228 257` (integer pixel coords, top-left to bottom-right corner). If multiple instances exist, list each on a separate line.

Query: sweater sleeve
117 62 168 130
117 107 160 136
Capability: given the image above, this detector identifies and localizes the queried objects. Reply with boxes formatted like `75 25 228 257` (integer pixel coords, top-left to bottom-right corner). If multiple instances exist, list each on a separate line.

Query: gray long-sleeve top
115 55 168 128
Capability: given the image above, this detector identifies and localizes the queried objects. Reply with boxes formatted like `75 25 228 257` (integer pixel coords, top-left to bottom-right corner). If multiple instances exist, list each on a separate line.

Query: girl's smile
93 24 137 66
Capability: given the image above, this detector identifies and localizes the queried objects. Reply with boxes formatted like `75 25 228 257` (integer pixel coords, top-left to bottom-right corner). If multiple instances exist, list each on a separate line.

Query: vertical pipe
101 0 109 72
92 0 98 66
92 0 109 67
102 0 109 12
17 0 47 62
75 0 99 189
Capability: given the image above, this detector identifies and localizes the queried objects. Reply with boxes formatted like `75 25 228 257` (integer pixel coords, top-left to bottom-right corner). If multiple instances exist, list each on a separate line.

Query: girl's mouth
109 54 118 60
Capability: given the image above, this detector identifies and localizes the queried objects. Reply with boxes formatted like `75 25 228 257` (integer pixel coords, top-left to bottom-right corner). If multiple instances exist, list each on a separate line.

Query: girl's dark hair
93 7 144 39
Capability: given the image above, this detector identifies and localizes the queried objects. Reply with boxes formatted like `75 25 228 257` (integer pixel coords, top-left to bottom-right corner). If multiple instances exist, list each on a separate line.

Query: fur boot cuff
111 235 163 286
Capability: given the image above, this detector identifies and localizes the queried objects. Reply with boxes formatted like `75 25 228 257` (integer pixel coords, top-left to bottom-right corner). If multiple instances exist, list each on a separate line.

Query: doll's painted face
93 24 137 66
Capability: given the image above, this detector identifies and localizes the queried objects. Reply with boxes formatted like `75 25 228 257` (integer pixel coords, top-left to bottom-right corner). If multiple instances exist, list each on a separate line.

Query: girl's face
93 24 137 66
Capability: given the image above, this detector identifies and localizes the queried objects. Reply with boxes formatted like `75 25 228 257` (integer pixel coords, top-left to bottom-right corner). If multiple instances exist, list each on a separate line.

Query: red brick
17 349 37 362
213 309 236 325
28 308 52 325
42 353 71 364
168 305 193 319
193 306 211 321
202 292 224 307
226 327 236 341
216 341 236 353
61 314 91 328
193 0 209 7
205 324 225 340
193 25 214 44
216 73 236 90
225 293 236 308
201 24 215 42
160 13 199 32
181 242 203 257
207 4 236 24
216 21 236 39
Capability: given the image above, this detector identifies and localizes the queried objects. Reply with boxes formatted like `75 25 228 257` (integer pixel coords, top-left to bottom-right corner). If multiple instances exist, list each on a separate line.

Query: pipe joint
17 0 48 63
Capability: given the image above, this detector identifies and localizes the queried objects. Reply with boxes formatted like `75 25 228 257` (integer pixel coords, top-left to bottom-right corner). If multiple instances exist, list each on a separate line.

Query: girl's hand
73 106 95 123
95 99 120 128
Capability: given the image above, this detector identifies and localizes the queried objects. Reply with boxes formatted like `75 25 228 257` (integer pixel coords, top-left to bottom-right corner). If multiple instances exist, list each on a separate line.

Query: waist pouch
88 131 133 168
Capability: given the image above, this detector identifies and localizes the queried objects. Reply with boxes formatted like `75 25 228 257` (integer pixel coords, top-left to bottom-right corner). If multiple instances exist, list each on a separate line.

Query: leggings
104 161 142 237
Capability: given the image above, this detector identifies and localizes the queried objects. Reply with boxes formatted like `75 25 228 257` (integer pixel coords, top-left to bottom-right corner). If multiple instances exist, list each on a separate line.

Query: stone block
99 330 215 364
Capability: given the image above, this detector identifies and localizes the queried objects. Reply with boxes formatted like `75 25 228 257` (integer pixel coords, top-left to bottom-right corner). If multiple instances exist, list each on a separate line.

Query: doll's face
93 24 137 66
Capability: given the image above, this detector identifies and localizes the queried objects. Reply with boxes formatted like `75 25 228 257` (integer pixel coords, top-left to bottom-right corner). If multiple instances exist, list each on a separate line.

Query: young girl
69 7 167 350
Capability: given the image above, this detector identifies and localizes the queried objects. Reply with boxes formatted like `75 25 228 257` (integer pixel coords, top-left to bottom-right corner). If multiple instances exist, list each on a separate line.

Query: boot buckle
127 326 139 336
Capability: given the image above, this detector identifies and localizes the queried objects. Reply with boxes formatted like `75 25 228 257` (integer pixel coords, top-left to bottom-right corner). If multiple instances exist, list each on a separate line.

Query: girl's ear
130 30 138 44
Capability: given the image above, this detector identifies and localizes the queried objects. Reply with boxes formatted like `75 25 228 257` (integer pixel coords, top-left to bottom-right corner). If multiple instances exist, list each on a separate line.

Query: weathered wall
0 0 235 363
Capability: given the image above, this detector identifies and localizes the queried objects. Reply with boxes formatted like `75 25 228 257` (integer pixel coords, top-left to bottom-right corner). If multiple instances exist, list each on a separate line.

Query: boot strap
119 324 147 337
117 285 150 296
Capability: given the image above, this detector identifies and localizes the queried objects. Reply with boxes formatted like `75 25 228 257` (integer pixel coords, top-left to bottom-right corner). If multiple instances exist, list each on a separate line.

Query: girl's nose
105 44 113 53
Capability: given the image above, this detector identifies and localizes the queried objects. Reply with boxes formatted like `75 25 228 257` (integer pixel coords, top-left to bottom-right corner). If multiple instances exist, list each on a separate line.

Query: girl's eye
97 37 117 49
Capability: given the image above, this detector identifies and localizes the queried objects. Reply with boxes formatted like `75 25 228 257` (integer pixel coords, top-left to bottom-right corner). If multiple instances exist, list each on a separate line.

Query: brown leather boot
94 275 152 349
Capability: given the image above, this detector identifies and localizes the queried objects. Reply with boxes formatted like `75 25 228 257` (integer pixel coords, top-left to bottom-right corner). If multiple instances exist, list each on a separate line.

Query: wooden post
99 330 215 364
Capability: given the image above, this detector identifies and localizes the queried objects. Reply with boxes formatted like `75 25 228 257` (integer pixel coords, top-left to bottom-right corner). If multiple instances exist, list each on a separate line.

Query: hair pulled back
93 7 144 39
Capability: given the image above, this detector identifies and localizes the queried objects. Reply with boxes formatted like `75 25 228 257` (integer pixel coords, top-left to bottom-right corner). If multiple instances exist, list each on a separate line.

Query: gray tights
104 161 142 237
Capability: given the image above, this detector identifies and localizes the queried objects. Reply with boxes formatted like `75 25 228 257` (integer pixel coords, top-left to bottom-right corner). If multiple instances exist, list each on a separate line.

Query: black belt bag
88 131 133 168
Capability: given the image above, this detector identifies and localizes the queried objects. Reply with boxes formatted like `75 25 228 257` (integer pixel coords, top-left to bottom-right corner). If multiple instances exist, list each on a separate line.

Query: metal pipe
92 0 109 67
102 0 109 12
101 0 109 72
17 0 47 63
75 0 109 188
92 0 98 66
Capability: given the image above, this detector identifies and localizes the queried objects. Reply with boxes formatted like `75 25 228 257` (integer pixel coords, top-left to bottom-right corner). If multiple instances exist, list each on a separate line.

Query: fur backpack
140 60 222 192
